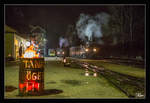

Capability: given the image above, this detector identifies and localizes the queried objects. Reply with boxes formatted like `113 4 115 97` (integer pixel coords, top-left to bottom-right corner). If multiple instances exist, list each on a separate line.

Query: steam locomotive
55 41 101 59
69 44 100 59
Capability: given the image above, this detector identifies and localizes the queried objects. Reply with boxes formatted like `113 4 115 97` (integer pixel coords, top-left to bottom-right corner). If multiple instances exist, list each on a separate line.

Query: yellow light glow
8 54 11 57
15 39 18 45
93 72 97 77
85 72 89 76
85 48 89 52
93 48 96 52
22 45 39 58
85 70 89 76
63 59 66 63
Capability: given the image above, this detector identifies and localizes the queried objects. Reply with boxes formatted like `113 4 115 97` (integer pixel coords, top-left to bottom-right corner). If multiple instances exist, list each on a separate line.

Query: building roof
30 25 46 33
5 25 29 40
5 25 18 33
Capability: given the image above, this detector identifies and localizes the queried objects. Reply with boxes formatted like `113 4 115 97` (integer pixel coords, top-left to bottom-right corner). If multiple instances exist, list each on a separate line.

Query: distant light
26 42 30 47
93 48 96 52
57 52 60 54
93 72 97 77
85 48 89 52
84 64 88 68
85 72 89 76
35 45 39 48
85 70 89 76
43 38 47 42
8 54 11 57
62 52 65 55
63 58 66 63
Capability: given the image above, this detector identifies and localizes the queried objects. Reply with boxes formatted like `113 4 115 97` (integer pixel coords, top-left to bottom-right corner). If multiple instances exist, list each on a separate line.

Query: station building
5 25 29 60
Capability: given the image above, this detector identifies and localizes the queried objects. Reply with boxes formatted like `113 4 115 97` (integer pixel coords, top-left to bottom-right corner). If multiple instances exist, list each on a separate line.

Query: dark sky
5 5 110 48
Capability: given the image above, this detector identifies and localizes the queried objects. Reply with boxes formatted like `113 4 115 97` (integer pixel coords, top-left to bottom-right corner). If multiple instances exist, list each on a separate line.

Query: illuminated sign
19 58 44 96
22 59 44 69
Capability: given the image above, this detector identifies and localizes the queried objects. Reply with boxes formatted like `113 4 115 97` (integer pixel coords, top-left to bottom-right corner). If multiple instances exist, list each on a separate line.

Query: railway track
104 58 145 68
66 58 145 98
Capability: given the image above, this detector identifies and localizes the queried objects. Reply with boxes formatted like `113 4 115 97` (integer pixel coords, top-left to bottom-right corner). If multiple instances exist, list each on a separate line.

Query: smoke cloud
76 12 110 43
59 37 69 48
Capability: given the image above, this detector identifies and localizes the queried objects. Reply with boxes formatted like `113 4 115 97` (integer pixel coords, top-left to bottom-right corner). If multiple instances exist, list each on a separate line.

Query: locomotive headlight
85 48 89 52
93 48 97 52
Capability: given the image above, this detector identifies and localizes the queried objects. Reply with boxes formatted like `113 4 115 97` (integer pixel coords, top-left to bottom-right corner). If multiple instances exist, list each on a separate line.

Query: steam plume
59 37 69 48
76 12 110 43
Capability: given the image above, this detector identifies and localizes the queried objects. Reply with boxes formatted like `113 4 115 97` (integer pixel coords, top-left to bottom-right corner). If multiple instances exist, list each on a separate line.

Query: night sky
5 5 110 48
